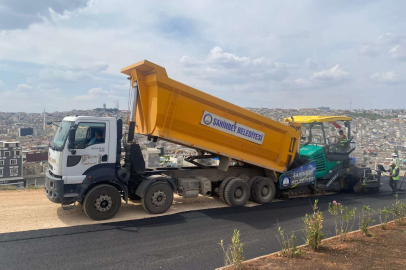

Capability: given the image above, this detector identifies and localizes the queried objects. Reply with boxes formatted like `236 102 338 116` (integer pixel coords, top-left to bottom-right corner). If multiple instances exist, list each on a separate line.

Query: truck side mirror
117 119 123 140
68 127 76 153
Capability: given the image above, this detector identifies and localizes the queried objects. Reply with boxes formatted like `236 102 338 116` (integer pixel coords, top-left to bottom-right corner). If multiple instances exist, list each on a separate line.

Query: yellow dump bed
121 60 301 173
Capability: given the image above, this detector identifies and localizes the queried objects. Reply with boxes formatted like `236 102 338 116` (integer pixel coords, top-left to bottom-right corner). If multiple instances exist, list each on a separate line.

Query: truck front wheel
83 184 122 221
142 182 174 214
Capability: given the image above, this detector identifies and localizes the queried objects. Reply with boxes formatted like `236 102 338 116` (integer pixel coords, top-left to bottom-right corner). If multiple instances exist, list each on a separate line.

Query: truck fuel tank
178 178 200 198
195 176 212 196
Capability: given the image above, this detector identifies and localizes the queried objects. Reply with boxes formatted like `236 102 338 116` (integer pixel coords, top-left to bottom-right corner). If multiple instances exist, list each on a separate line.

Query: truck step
62 202 76 211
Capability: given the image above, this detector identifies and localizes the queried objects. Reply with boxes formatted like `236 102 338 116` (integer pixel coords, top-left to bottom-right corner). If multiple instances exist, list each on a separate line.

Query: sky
0 0 405 113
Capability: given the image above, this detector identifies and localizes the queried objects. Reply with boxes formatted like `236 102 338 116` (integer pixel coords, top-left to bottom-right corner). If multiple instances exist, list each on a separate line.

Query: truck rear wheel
224 178 249 206
142 182 173 214
251 178 275 204
219 177 236 203
248 176 263 200
83 184 121 221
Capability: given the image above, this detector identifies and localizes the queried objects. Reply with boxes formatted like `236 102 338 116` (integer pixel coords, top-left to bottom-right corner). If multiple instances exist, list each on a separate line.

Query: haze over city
1 0 406 112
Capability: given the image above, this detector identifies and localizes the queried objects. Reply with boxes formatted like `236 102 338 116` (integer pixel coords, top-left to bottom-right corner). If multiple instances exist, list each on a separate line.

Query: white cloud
295 78 312 87
39 87 62 96
108 83 129 91
74 87 123 101
16 84 33 91
377 33 405 45
292 65 350 89
180 56 199 67
358 33 406 59
311 65 350 82
89 87 108 95
207 46 250 67
39 68 94 81
359 45 380 57
304 58 317 69
0 78 4 88
388 44 406 61
181 47 293 87
370 71 400 85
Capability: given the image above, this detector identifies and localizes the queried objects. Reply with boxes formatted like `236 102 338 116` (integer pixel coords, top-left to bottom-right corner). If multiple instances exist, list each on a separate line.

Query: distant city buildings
318 106 330 111
19 127 33 137
0 141 24 188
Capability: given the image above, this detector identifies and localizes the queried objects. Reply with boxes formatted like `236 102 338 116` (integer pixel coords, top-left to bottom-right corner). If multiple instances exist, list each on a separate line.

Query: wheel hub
234 188 242 198
151 190 166 207
95 194 113 212
261 186 269 196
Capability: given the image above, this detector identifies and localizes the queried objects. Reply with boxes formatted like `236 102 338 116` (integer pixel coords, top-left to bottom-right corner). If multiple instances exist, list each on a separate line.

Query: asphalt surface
1 177 405 270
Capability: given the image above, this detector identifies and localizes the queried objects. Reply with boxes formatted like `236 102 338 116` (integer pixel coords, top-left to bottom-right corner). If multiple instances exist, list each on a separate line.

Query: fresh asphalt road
1 177 405 270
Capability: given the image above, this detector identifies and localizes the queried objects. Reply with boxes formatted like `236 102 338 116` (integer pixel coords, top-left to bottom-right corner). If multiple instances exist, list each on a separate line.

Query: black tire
341 175 359 193
224 178 250 206
83 184 121 221
142 182 174 214
248 176 263 200
219 177 236 203
251 178 275 204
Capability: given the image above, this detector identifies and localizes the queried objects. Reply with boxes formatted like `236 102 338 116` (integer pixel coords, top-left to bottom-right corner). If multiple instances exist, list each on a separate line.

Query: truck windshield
301 123 325 146
51 121 73 151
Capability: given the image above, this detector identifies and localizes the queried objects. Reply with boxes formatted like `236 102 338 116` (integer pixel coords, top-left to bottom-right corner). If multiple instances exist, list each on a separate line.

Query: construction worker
391 153 400 167
336 130 348 152
338 130 348 145
389 162 400 194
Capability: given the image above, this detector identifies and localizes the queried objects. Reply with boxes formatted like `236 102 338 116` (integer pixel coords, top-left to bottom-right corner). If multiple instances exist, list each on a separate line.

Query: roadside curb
215 220 403 270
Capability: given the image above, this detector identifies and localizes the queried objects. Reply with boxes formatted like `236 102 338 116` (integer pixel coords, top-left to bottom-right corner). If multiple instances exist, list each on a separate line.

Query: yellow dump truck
45 60 330 220
121 60 301 173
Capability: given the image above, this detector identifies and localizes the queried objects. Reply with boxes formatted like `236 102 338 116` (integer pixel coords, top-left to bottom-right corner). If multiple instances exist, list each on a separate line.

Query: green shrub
328 201 357 241
220 229 244 270
378 207 391 230
360 205 375 236
392 194 406 225
303 199 324 250
276 227 302 258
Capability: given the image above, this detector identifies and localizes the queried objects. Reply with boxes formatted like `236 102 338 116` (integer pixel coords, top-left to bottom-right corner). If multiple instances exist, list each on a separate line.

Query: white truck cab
45 116 128 219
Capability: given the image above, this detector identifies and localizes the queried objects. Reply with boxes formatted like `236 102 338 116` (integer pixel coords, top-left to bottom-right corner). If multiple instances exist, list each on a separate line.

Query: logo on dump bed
200 110 265 145
282 176 291 188
203 113 213 125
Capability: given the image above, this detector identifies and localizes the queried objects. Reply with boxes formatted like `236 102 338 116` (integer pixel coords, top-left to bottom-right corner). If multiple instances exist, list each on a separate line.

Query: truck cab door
63 121 110 184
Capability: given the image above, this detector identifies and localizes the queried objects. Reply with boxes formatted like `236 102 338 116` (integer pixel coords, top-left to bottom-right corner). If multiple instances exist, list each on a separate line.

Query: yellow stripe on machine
284 115 352 123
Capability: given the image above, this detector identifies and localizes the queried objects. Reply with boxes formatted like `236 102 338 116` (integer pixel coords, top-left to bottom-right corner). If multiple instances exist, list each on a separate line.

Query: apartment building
0 141 24 187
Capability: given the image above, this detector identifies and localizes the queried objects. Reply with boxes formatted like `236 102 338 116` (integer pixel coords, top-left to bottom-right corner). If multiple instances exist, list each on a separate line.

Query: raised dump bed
121 60 301 173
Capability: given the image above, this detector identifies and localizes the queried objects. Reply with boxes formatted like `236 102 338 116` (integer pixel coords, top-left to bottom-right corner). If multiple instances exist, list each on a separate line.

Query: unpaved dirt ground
243 221 406 270
0 189 260 234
